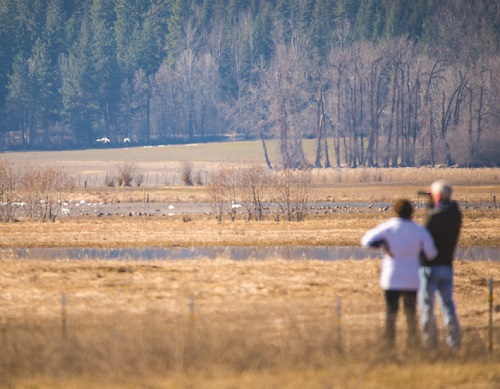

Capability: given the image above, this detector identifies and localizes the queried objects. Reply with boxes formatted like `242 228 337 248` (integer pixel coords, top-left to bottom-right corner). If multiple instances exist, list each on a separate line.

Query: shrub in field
0 159 16 222
116 162 138 186
181 161 194 186
194 171 204 186
238 165 271 221
208 163 310 222
207 163 238 221
104 174 116 187
209 165 263 221
274 168 311 221
0 162 75 222
18 164 74 222
135 173 145 187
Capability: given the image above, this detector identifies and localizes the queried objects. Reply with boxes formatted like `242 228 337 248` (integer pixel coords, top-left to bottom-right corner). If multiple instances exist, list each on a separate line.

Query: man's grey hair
430 179 452 200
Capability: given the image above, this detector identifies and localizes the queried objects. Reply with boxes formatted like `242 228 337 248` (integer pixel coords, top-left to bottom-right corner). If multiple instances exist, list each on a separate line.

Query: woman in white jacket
361 198 437 348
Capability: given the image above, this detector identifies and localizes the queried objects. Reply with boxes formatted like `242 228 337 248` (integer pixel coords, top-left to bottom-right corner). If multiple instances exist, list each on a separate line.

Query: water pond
6 246 500 261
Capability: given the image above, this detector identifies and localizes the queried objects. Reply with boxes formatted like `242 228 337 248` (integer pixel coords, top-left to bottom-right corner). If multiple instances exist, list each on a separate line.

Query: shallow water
5 246 500 261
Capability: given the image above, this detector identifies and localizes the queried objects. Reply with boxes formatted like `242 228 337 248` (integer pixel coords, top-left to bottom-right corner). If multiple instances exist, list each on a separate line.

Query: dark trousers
384 290 418 348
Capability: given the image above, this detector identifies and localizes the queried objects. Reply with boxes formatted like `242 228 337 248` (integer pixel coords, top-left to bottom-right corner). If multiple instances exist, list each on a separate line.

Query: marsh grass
63 169 500 207
0 259 499 388
1 208 500 248
310 166 500 186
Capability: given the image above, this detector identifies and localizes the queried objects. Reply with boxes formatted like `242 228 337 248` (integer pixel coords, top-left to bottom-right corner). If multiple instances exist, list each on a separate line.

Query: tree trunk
260 131 273 170
315 93 323 168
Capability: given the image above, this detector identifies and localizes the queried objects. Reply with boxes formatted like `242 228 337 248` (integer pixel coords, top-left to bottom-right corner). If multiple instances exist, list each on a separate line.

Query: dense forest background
0 0 499 167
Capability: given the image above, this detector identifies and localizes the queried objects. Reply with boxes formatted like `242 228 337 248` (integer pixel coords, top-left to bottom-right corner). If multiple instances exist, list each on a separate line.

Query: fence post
488 277 493 352
189 296 196 322
61 291 67 340
336 296 343 352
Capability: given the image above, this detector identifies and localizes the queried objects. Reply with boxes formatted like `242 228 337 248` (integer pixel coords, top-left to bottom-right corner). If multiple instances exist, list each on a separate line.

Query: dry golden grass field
1 259 499 389
1 144 500 388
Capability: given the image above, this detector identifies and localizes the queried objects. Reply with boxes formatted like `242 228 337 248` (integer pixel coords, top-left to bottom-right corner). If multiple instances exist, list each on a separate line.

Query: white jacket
361 217 437 290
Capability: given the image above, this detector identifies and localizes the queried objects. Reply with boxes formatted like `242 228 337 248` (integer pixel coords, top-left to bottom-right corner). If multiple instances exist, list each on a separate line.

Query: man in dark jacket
419 180 462 349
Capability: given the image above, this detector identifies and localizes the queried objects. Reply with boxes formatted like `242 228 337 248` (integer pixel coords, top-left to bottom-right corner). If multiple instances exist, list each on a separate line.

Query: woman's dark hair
393 198 413 219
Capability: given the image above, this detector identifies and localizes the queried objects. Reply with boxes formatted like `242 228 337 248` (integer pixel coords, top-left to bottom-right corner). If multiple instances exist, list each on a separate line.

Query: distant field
0 141 269 178
1 140 270 163
1 139 325 168
2 140 500 188
1 141 273 188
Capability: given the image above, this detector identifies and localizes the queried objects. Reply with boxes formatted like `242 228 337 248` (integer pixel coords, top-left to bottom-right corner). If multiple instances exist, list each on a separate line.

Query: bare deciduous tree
274 168 311 222
264 45 311 169
237 164 270 221
0 159 17 222
207 163 239 221
19 164 74 222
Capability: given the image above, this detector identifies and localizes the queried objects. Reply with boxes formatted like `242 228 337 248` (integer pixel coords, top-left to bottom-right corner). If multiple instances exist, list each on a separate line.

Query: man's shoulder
432 201 461 216
426 202 462 230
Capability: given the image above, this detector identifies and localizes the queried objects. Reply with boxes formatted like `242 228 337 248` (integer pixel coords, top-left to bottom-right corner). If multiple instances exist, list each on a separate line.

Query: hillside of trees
0 0 499 167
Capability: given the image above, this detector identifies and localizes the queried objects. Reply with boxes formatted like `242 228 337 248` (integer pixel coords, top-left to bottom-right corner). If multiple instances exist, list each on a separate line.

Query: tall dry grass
309 167 500 186
0 259 499 388
1 208 500 248
68 166 500 189
67 167 500 208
